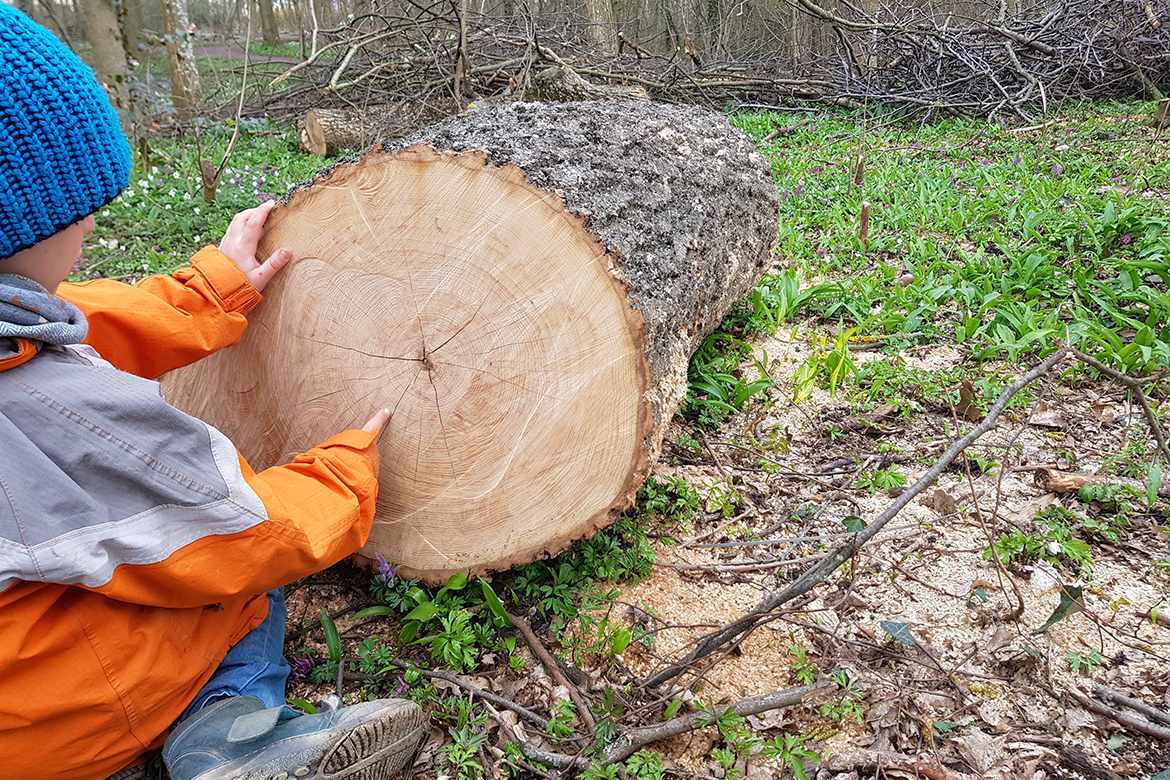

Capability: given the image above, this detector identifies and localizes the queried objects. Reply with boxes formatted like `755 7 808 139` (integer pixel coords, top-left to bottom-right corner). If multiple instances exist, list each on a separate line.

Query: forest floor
282 335 1170 780
274 105 1170 780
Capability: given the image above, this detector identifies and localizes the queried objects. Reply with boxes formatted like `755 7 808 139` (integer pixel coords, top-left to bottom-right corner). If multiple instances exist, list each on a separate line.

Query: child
0 6 423 780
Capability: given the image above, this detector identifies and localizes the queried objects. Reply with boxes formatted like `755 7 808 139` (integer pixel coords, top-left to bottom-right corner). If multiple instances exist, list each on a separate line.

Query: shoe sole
198 701 425 780
319 704 425 780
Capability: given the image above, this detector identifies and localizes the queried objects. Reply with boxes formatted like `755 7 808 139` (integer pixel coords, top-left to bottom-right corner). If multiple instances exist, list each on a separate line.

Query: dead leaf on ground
1029 402 1067 429
955 380 983 422
952 728 1007 773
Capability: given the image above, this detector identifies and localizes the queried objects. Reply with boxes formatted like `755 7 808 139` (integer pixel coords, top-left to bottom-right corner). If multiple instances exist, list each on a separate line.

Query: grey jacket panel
0 346 269 592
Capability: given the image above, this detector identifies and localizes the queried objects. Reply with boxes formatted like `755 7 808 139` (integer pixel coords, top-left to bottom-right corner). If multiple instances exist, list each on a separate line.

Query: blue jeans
179 589 292 722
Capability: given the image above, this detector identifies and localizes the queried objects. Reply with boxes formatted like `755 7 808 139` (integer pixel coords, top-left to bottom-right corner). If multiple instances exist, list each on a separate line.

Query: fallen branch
643 347 1069 689
519 683 831 769
1093 684 1170 726
825 749 971 780
656 551 830 573
1024 466 1170 499
507 612 597 736
1069 689 1170 739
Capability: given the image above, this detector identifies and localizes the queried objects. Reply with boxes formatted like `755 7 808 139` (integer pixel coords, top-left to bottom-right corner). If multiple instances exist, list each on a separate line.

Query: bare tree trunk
78 0 130 109
122 0 146 53
160 0 202 119
582 0 615 52
255 0 279 46
15 0 34 20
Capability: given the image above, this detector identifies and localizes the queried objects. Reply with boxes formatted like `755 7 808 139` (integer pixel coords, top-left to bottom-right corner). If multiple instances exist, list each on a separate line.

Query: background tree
582 0 615 51
120 0 148 55
77 0 131 109
160 0 202 119
255 0 279 47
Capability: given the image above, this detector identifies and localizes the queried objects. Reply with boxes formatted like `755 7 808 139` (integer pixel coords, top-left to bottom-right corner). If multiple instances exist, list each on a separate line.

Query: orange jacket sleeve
82 429 382 609
60 247 263 379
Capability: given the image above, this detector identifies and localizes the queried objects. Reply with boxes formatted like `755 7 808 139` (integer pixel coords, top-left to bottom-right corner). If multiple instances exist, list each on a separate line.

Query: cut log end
165 145 655 583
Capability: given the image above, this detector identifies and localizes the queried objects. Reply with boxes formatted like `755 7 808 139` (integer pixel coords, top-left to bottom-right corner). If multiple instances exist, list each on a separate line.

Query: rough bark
162 101 779 583
160 0 202 119
77 0 130 109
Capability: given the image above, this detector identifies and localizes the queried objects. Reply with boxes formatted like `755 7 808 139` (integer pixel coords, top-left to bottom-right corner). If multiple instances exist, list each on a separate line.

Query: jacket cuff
317 429 380 451
189 246 265 316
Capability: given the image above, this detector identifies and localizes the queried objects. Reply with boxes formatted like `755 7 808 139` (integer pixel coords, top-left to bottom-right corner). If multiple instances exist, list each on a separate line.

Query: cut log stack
163 101 780 583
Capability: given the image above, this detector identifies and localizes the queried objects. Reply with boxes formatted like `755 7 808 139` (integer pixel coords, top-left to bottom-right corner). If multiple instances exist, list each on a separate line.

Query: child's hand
362 408 391 433
218 200 292 292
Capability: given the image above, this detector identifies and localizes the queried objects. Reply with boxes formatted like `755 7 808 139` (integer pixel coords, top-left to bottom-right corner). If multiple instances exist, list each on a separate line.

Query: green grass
247 41 304 57
730 103 1170 374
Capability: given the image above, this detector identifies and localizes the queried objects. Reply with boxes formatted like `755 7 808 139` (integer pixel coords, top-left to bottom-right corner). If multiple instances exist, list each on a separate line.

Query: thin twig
387 657 550 730
1070 347 1170 467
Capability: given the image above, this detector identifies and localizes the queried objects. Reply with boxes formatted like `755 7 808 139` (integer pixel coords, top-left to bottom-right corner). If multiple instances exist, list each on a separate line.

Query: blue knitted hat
0 5 131 258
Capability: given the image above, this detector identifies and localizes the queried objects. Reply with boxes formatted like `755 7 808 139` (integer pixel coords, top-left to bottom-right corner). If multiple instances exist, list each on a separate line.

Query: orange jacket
0 249 381 779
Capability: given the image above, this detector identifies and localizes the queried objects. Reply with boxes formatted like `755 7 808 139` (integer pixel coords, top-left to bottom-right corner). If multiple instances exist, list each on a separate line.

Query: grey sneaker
162 694 424 780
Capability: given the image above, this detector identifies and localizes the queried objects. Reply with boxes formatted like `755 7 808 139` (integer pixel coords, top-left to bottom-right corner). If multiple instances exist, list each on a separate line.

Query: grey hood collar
0 274 88 346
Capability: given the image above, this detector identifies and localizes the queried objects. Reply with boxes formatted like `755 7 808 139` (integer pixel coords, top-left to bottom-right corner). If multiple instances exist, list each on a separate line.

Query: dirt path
193 42 304 65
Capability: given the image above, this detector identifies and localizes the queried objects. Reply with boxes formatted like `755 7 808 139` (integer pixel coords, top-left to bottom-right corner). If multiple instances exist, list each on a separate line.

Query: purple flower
1052 163 1064 177
393 675 410 697
1013 154 1021 166
374 553 397 586
810 165 824 174
1120 235 1132 245
288 656 313 686
794 186 802 198
257 193 275 204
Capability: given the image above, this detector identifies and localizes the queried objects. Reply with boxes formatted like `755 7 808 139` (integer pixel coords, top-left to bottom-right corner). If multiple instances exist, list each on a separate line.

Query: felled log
1029 467 1170 499
524 66 650 102
162 101 779 583
295 104 429 156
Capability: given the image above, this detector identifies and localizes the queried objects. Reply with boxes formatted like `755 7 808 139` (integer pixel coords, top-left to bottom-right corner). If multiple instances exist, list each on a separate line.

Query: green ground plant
733 104 1170 380
856 464 908 493
760 733 820 780
985 505 1096 576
